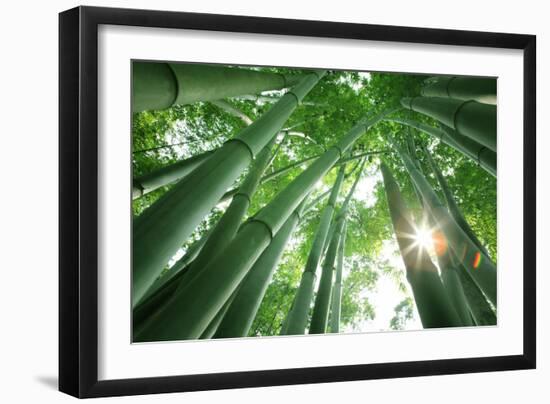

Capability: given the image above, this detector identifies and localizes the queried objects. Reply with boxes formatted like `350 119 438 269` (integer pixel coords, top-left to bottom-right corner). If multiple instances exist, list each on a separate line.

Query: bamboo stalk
404 135 473 326
282 165 346 335
423 145 490 257
178 135 280 290
400 97 496 152
329 220 346 333
422 76 497 105
310 158 366 334
213 200 308 338
133 62 304 112
132 150 214 199
381 162 462 328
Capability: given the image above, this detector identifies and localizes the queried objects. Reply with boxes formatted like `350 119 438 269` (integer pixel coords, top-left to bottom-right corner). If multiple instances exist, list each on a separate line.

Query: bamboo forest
131 62 497 343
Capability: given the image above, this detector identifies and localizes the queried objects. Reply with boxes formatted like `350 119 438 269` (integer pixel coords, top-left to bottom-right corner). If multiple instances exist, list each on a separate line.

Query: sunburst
396 220 439 268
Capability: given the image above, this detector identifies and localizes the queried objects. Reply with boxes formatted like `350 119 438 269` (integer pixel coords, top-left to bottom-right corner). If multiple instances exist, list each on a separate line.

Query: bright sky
344 240 423 333
347 165 423 332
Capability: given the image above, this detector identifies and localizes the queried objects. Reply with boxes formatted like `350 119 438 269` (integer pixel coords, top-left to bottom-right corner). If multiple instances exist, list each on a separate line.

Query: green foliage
249 247 303 336
390 297 414 330
340 257 377 330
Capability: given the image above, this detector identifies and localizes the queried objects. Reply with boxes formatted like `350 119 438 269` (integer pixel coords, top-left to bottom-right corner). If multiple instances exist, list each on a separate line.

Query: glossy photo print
131 61 497 343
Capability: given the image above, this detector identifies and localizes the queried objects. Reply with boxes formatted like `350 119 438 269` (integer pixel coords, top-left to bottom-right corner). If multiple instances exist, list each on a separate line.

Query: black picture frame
59 5 536 398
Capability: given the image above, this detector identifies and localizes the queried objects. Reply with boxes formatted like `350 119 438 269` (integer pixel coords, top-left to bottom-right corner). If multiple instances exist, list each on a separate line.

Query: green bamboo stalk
132 62 304 112
133 226 216 328
213 199 307 339
441 258 475 326
178 135 280 290
310 158 366 334
132 72 324 307
407 133 473 326
421 76 497 105
132 150 214 199
380 162 462 328
455 260 497 325
406 144 473 327
423 145 490 257
308 220 341 334
282 165 346 335
400 126 491 326
421 203 474 327
400 97 496 153
398 144 484 327
210 99 253 125
134 109 394 341
385 118 496 177
199 292 238 339
132 268 186 330
134 226 212 309
404 130 426 208
303 189 331 214
439 124 496 176
329 220 346 333
131 132 281 202
391 140 497 306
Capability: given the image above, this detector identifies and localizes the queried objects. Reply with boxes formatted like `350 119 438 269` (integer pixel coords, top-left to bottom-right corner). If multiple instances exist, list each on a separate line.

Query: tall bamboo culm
214 199 308 338
132 150 214 199
310 158 366 334
381 162 462 328
329 220 346 333
282 165 346 335
176 135 281 292
133 62 304 112
422 145 489 257
400 96 496 153
391 140 497 306
421 76 496 105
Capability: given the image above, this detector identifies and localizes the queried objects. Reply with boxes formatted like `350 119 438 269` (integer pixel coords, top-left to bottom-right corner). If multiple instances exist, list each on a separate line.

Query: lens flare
473 251 482 269
432 230 448 256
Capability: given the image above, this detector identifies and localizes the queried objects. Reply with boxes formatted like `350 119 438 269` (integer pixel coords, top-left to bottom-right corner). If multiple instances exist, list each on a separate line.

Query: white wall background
0 0 545 402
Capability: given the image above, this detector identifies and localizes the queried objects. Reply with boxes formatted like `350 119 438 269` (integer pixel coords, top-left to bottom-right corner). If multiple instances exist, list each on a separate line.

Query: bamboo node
278 73 289 88
248 218 275 241
330 145 345 159
233 192 252 205
445 76 457 97
408 96 417 111
285 90 301 106
452 100 476 131
225 138 255 160
166 63 182 107
476 146 487 167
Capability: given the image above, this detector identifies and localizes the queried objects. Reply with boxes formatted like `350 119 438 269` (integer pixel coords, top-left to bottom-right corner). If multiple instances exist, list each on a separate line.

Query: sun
414 226 433 250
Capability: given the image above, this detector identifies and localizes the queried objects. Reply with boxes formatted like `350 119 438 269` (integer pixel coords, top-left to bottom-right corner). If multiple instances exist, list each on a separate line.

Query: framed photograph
59 6 536 398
